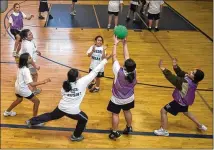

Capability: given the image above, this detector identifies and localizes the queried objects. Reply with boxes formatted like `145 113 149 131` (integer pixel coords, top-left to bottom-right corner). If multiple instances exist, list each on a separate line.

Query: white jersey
108 0 123 12
87 45 105 72
19 40 37 68
9 12 27 28
15 66 33 97
147 0 164 14
58 59 108 114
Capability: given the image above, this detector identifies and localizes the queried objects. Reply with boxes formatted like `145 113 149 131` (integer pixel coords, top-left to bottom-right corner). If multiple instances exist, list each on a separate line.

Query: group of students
3 1 208 142
108 0 164 31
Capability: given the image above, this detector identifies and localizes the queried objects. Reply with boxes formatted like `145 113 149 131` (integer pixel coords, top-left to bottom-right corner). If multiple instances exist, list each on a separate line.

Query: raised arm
159 59 186 90
172 58 187 77
112 35 120 63
122 38 129 60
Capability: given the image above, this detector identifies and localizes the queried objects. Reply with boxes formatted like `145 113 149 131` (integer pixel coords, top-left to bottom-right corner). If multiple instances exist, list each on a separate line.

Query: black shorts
130 4 138 12
107 100 134 114
10 29 21 41
15 93 35 99
148 13 160 20
108 11 119 16
39 1 49 12
89 68 104 78
164 100 188 116
72 0 78 2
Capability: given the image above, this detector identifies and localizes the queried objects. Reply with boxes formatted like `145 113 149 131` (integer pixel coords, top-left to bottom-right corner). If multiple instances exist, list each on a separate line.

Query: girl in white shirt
4 3 34 57
19 29 41 95
26 54 112 142
107 0 123 29
144 0 164 31
87 36 107 92
3 53 51 117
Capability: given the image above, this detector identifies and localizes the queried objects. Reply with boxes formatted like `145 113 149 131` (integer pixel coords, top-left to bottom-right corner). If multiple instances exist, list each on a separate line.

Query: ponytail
125 72 135 83
63 81 72 92
124 58 136 83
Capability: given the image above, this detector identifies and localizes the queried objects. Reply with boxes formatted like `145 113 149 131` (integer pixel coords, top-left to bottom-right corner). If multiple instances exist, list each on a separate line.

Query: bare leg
112 113 119 131
183 112 202 127
6 97 23 112
161 108 168 129
114 15 118 27
30 96 40 117
123 110 132 127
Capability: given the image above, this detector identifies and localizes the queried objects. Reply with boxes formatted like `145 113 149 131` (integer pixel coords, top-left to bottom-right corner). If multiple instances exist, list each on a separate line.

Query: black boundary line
3 3 213 92
136 11 213 113
1 0 213 141
0 124 213 139
164 2 213 42
0 61 212 92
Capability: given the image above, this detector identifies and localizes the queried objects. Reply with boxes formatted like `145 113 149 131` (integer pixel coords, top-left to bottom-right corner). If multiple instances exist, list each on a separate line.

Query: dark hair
124 58 136 83
19 53 29 68
13 3 20 9
193 69 204 84
95 35 104 43
20 29 30 40
62 68 79 92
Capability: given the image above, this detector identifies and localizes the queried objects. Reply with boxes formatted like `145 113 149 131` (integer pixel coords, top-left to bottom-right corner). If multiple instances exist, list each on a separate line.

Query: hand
158 59 165 71
44 78 51 83
105 53 113 60
31 14 34 18
37 51 41 56
172 58 177 66
122 37 127 45
113 35 120 45
36 65 40 70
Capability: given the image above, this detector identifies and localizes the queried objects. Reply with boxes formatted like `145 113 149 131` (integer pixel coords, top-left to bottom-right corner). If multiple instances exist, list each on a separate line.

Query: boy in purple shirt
154 58 207 136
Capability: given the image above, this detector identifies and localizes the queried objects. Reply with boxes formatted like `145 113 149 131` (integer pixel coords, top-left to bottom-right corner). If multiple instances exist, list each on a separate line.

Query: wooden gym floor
1 0 213 149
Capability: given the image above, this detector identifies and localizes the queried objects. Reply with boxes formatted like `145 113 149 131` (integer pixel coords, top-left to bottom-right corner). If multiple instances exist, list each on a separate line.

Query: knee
160 108 166 114
17 99 23 103
34 99 40 105
183 112 188 116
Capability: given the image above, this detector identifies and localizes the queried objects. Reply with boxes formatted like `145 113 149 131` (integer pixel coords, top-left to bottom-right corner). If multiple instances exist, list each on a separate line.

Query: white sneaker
13 51 17 57
107 24 111 29
198 124 207 131
70 11 76 16
3 110 16 117
154 128 169 136
74 10 76 13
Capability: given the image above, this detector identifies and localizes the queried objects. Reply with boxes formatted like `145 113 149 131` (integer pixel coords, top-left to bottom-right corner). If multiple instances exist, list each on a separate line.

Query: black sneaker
154 27 159 32
89 87 100 93
38 16 45 20
70 135 84 141
88 82 96 90
109 130 121 140
49 14 53 19
123 126 133 134
148 27 152 32
26 120 32 128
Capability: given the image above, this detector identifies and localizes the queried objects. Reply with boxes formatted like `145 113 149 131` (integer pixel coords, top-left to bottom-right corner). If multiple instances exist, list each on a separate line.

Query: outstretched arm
122 38 129 60
172 58 187 77
112 35 120 63
80 54 112 88
159 59 186 90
